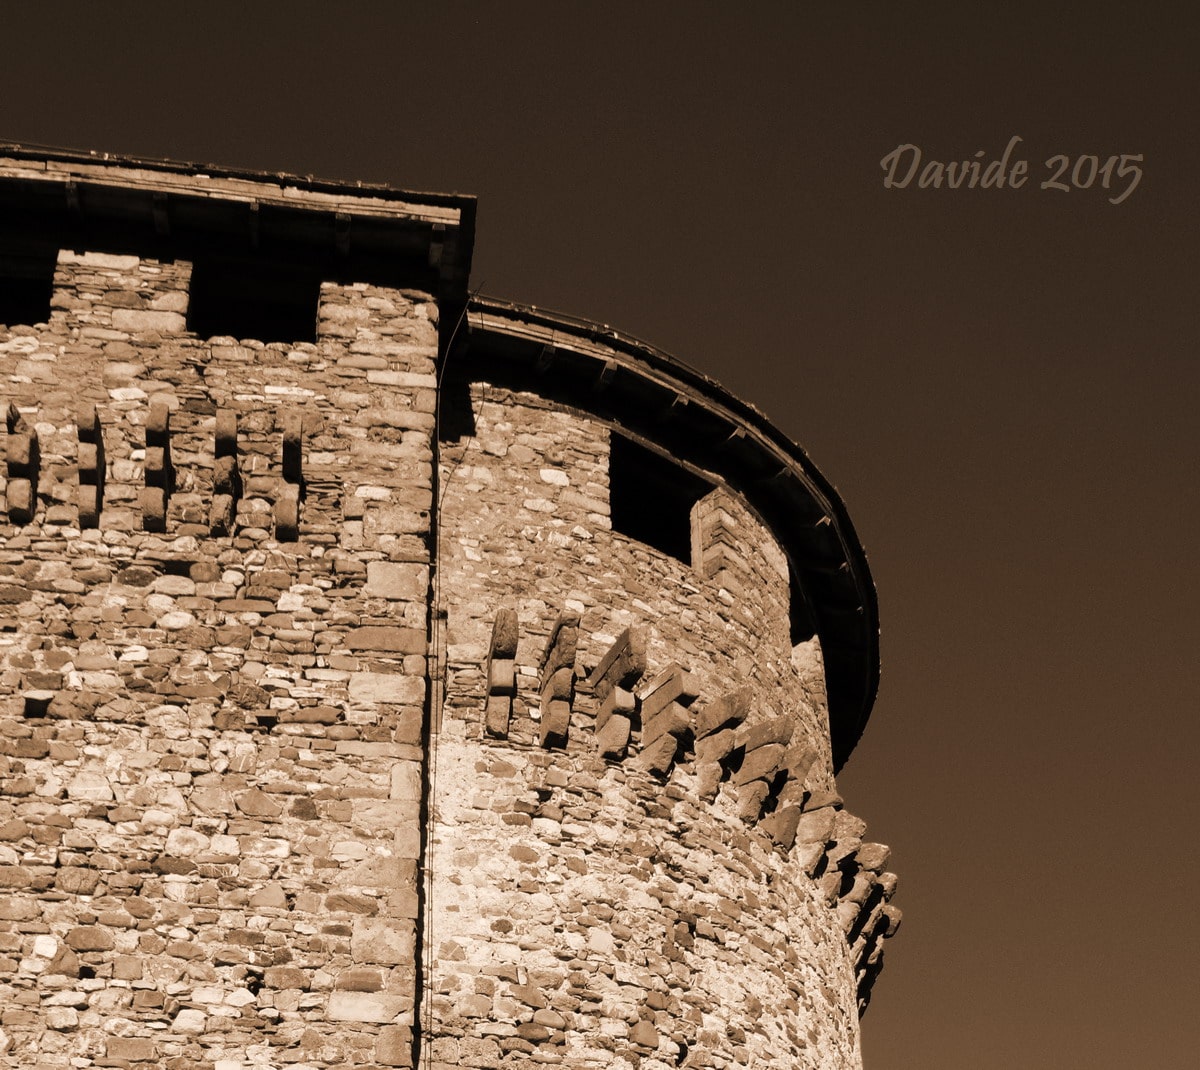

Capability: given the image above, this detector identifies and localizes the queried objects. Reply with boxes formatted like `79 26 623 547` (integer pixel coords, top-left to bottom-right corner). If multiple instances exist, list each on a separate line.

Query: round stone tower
0 145 897 1070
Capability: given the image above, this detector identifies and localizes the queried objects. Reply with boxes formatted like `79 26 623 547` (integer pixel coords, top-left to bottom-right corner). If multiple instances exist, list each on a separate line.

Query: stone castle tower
0 145 898 1070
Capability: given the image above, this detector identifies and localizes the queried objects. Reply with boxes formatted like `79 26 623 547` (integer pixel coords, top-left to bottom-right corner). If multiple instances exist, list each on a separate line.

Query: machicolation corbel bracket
275 410 303 541
634 663 699 776
538 612 579 748
75 404 104 529
211 409 241 536
588 627 647 760
693 686 751 800
141 397 173 532
5 404 39 525
484 608 519 738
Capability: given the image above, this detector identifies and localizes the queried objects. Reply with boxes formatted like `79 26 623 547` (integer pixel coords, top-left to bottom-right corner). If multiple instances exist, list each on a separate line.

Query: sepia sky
3 4 1197 1067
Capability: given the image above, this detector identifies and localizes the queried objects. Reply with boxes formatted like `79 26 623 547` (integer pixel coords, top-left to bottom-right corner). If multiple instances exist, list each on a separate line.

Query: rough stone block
596 713 631 759
349 672 426 705
637 663 700 719
213 455 239 496
327 990 407 1023
587 627 647 697
641 700 691 748
735 779 771 820
275 493 299 541
759 805 802 849
540 666 573 702
106 1037 157 1061
351 918 415 965
377 1024 414 1066
540 611 580 675
855 842 891 874
539 698 571 749
112 308 187 333
488 657 516 695
637 731 681 776
596 685 635 731
6 478 33 524
390 762 422 802
488 607 519 658
484 693 512 738
694 686 751 739
735 716 795 753
733 742 786 785
795 807 837 845
140 486 166 532
75 482 100 528
367 561 429 600
347 626 426 653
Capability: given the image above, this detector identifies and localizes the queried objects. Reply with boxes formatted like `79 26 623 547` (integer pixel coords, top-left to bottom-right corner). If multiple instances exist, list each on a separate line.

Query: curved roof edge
462 296 880 770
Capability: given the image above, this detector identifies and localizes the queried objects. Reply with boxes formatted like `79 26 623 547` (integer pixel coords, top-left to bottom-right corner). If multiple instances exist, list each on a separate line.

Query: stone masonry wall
0 252 436 1070
429 386 899 1070
0 247 898 1070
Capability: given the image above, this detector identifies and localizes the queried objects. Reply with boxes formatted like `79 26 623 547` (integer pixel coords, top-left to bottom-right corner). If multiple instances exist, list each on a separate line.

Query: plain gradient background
2 5 1196 1068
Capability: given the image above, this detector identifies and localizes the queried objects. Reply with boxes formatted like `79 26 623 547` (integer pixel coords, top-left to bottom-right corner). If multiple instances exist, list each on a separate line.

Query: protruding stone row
838 844 901 1016
538 612 579 748
276 410 304 541
210 408 241 535
4 403 39 524
588 628 647 759
75 404 104 529
484 608 519 738
141 396 173 532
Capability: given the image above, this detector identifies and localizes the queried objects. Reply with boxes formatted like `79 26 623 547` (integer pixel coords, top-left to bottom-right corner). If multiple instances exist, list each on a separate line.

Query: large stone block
351 919 415 965
347 626 426 653
111 308 187 333
349 672 426 705
366 561 429 600
327 991 407 1023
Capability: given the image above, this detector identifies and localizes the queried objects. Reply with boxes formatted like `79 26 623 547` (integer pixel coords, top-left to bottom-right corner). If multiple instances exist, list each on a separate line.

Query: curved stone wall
426 383 897 1069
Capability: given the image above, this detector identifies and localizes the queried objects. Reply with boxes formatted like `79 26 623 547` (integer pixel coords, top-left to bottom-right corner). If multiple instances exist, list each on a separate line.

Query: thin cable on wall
422 285 482 1065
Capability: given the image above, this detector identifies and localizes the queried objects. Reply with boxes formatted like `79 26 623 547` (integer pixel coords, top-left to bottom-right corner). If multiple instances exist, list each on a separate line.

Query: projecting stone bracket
538 612 579 748
5 404 40 525
75 404 104 529
692 686 751 800
210 409 241 536
633 663 699 777
484 608 519 738
587 627 647 760
275 411 304 541
141 397 173 532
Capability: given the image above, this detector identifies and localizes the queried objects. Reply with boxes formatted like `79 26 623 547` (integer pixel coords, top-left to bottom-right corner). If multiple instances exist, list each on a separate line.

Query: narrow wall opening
187 254 322 343
609 431 711 563
0 246 55 328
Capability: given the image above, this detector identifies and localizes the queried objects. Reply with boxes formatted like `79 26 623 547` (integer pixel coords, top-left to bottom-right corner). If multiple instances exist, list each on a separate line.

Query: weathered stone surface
596 712 632 759
695 685 753 738
327 990 407 1022
65 926 114 951
351 918 415 964
367 561 428 600
730 740 784 784
347 625 426 652
349 671 426 704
